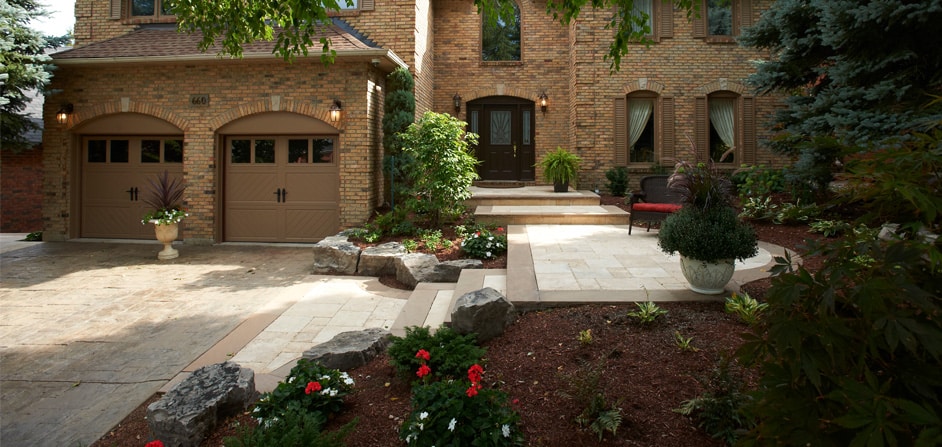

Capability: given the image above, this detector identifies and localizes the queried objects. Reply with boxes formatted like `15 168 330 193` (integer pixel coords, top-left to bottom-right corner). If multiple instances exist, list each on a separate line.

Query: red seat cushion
632 203 682 213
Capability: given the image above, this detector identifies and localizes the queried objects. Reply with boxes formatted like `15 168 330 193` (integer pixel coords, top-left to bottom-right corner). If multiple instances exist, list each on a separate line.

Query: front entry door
468 97 535 181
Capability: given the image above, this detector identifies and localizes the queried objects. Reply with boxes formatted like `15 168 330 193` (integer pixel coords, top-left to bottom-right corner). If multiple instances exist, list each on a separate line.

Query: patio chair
627 175 684 235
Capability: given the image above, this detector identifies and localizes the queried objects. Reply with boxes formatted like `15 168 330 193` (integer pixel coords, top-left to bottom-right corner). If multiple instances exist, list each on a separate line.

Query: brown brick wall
1 146 44 233
43 58 386 241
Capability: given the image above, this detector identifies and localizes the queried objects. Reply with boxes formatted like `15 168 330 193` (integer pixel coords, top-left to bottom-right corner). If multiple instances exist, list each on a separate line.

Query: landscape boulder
302 328 392 370
312 235 361 274
395 253 441 288
450 287 516 343
147 362 256 447
358 242 408 276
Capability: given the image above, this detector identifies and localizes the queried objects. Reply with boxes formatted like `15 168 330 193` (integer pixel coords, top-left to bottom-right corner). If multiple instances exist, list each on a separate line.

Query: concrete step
443 269 508 324
466 186 601 208
474 205 630 226
390 283 454 336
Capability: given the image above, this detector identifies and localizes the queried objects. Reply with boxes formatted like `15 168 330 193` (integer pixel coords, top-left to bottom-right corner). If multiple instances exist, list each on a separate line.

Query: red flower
467 364 484 384
305 381 322 395
497 227 504 233
416 364 432 378
145 441 164 447
415 349 431 361
466 385 480 397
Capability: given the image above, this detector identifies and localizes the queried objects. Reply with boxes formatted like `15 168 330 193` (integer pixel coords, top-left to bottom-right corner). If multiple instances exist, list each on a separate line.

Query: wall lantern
538 92 548 114
56 104 74 125
453 93 462 115
329 100 342 122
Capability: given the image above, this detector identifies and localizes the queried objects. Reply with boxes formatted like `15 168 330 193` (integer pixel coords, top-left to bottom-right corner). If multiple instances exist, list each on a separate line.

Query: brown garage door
81 137 184 239
224 136 339 242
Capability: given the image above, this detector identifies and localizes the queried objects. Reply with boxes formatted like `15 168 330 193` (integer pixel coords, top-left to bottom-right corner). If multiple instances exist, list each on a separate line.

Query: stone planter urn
152 222 180 260
679 256 735 295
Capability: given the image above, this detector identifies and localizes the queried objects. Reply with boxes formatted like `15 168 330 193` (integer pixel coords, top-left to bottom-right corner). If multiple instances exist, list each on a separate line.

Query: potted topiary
141 171 187 260
538 147 582 192
657 160 758 294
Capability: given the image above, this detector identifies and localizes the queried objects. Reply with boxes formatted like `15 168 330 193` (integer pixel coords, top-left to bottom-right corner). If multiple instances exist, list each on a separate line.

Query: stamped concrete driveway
0 241 331 447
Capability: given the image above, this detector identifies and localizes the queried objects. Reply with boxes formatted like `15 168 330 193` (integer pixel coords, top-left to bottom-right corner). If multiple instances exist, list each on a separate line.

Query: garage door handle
126 187 137 202
274 188 283 203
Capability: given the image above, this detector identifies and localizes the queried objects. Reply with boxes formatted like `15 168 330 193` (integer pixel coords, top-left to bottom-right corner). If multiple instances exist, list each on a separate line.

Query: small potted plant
538 147 582 192
141 171 187 260
657 160 758 294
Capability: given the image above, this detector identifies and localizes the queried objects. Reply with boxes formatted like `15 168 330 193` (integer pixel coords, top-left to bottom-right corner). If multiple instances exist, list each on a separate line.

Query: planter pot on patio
679 256 735 295
152 222 179 260
553 181 569 193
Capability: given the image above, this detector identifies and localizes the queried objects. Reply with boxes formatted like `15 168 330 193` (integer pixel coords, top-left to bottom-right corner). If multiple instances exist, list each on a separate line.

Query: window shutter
660 97 675 162
739 0 753 29
694 96 708 160
614 97 627 165
657 0 673 39
742 96 756 164
111 0 122 19
692 0 707 38
361 0 375 11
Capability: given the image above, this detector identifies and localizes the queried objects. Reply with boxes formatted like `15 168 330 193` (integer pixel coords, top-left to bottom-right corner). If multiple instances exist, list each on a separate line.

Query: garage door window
87 139 132 163
141 139 184 163
230 138 278 163
289 138 334 163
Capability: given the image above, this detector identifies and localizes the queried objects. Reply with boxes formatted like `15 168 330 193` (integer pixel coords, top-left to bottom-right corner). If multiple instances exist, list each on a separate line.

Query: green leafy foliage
388 325 487 383
224 410 355 447
673 331 699 352
772 201 820 225
730 164 786 200
400 112 480 226
539 147 582 185
738 196 778 221
605 166 629 196
724 292 767 326
559 360 623 441
460 226 507 260
658 206 758 263
675 357 753 445
400 370 523 447
809 219 852 238
251 359 354 424
24 231 42 241
626 301 667 326
668 160 734 212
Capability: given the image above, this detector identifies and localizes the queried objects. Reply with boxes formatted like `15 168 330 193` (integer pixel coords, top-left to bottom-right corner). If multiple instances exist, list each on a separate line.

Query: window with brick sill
694 91 757 165
622 0 673 41
482 0 521 62
692 0 753 40
614 92 675 166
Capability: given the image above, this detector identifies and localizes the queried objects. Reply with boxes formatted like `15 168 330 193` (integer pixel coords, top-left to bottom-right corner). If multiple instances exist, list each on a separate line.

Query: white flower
502 424 511 438
448 418 457 432
419 411 429 420
287 376 295 383
488 236 494 241
343 377 355 385
485 251 492 258
418 423 424 431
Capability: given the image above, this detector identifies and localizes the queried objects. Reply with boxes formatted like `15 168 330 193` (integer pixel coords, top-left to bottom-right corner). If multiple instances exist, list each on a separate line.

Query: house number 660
190 94 210 106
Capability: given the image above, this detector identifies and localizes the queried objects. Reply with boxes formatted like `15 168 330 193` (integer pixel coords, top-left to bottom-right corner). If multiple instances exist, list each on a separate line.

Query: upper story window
623 0 673 41
482 0 521 62
631 0 654 35
130 0 173 18
337 0 359 10
692 0 752 40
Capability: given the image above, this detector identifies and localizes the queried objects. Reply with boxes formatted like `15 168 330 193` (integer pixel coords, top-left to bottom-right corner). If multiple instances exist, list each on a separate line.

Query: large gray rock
312 235 361 274
147 362 256 447
395 254 484 287
395 253 440 288
302 328 392 370
358 242 408 276
451 287 516 343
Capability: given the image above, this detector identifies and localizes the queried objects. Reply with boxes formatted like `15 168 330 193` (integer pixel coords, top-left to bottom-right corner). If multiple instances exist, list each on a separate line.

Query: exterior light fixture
538 92 548 114
56 104 74 125
453 93 462 115
329 100 342 122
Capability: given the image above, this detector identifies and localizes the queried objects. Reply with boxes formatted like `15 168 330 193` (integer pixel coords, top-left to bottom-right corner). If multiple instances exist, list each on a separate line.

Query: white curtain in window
632 0 654 33
709 97 735 148
628 99 654 149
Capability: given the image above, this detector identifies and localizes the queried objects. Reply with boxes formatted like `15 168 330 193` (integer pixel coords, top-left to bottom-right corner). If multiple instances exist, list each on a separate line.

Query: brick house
42 0 782 243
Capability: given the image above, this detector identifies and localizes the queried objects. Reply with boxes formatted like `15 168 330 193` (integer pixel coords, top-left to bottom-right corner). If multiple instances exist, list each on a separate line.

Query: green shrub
626 301 667 326
731 164 786 200
460 226 507 260
808 219 852 237
605 166 629 196
559 360 623 441
400 365 523 447
658 206 758 263
251 359 354 424
738 196 778 221
724 292 768 326
224 409 355 447
772 201 821 225
388 325 487 382
675 357 753 445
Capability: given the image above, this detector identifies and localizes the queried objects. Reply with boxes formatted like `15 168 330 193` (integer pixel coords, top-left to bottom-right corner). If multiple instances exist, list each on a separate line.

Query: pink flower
415 349 431 361
145 441 164 447
305 381 322 395
416 364 432 378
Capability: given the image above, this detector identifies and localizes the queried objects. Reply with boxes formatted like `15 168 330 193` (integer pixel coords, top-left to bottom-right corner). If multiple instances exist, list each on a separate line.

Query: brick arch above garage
209 97 343 132
69 100 189 133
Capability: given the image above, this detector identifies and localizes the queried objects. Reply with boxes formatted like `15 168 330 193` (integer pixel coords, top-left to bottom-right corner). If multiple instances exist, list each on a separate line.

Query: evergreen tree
739 0 942 148
1 0 53 151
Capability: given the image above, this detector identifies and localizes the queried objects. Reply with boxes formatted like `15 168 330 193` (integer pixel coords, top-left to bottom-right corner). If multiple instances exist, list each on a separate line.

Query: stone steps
468 186 629 226
390 269 507 336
